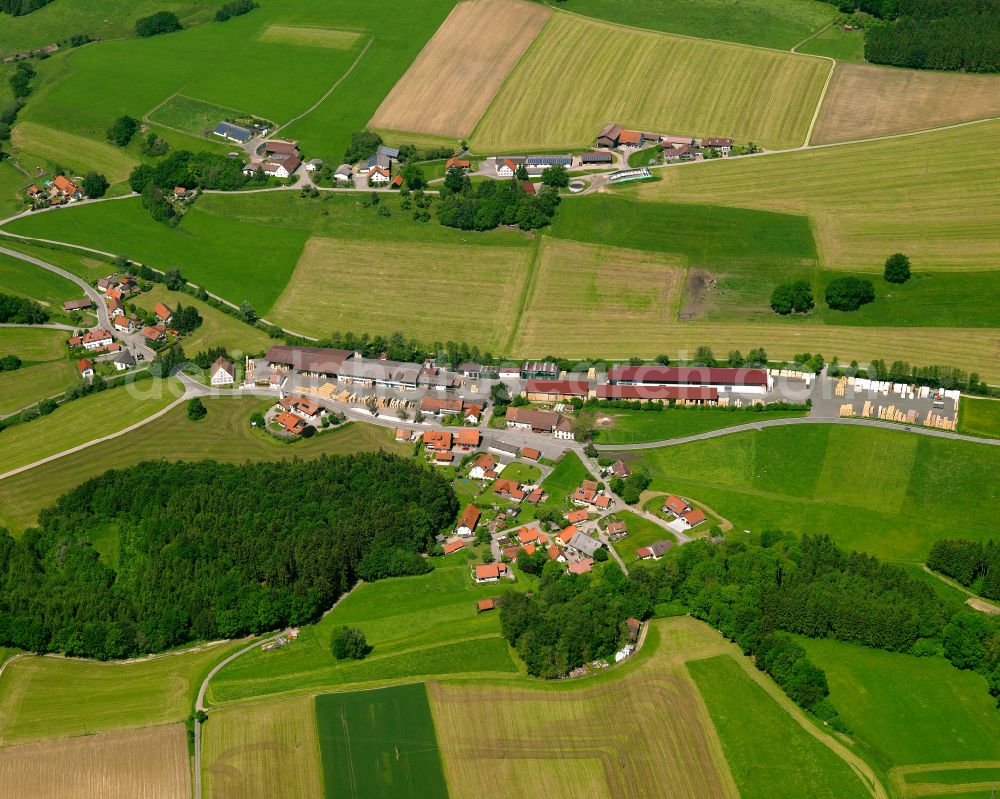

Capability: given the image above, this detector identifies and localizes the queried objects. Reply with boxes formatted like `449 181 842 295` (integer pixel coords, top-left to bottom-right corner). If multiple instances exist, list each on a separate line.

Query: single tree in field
883 252 911 284
238 301 257 325
825 276 875 311
330 626 369 660
541 164 569 188
187 397 207 421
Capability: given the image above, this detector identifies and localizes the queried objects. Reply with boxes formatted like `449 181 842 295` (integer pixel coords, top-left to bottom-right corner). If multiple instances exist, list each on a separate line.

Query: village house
703 137 733 153
107 297 124 317
474 563 509 584
548 544 566 563
682 508 707 527
525 488 544 504
77 358 94 379
210 356 235 386
263 156 301 178
79 329 114 350
495 156 525 178
63 298 93 313
493 478 526 502
423 431 453 452
618 129 644 148
517 527 541 546
637 540 674 560
457 504 481 536
394 428 414 442
565 509 589 525
153 302 173 325
664 495 689 516
114 350 136 371
464 404 482 425
435 451 455 465
334 164 354 182
469 453 500 480
607 520 628 541
141 325 165 343
52 174 83 200
555 526 577 547
275 411 308 435
446 157 471 172
420 395 463 416
368 165 390 184
567 531 602 558
505 407 575 440
112 317 134 333
455 428 480 449
568 558 594 575
610 460 631 479
442 539 465 555
279 395 324 419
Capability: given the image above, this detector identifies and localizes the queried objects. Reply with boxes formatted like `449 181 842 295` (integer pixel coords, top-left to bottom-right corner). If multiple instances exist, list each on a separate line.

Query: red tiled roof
458 504 481 531
618 130 642 144
423 431 453 451
477 598 495 611
566 509 588 524
77 358 93 372
455 428 480 447
521 447 541 461
596 384 719 402
665 495 687 515
607 366 768 388
276 411 307 434
443 539 465 554
524 379 589 397
683 508 707 526
152 302 172 321
568 558 594 574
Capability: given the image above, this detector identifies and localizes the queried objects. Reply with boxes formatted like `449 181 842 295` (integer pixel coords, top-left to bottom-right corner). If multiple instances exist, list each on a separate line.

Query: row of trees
0 292 49 324
0 0 54 14
928 539 1000 600
437 176 560 231
135 10 182 38
215 0 256 21
0 453 457 659
771 253 910 316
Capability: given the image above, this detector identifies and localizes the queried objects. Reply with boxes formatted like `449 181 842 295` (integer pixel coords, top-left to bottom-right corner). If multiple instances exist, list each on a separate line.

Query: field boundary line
718 650 889 799
803 55 837 147
540 2 836 61
922 566 1000 614
271 37 374 137
790 21 835 53
503 234 544 353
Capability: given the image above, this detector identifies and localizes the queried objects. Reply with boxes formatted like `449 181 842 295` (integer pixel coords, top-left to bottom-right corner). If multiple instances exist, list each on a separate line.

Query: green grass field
0 249 82 314
3 196 309 313
0 397 406 533
316 683 448 799
796 24 865 60
957 396 1000 440
612 510 676 567
132 284 273 356
688 655 872 799
799 637 1000 770
0 160 29 219
147 94 258 139
625 423 1000 562
0 377 180 475
12 121 140 184
558 0 836 50
539 450 590 503
650 121 1000 274
0 640 243 744
0 239 112 282
471 13 831 151
0 327 76 415
596 407 807 444
207 562 519 704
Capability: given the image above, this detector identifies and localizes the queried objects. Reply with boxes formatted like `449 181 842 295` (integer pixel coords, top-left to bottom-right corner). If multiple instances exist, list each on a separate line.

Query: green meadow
624 424 1000 562
0 377 180 475
207 561 520 704
0 327 76 415
0 249 82 314
538 450 591 503
0 640 244 744
799 637 1000 768
957 396 1000 439
147 94 258 139
316 684 448 799
688 655 872 799
559 0 836 50
0 238 112 282
612 510 676 567
0 397 406 533
596 407 807 444
797 25 866 61
0 160 28 219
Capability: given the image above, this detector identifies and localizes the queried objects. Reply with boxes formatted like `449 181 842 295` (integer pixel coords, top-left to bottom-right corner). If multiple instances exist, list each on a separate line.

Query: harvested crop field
0 723 190 799
512 238 686 353
429 618 739 799
269 235 533 350
812 63 1000 144
369 0 550 138
203 696 323 799
258 25 363 49
649 120 1000 273
316 683 448 799
471 13 830 151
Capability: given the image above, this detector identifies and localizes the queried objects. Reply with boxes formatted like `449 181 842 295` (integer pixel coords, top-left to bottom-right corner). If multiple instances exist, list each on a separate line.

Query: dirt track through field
812 63 1000 145
369 0 550 137
0 724 190 798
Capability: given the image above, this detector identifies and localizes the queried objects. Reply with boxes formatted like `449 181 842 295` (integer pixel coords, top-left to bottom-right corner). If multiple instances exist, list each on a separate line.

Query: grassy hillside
646 120 1000 273
0 327 76 416
556 0 836 50
0 249 82 313
0 377 180 475
471 12 831 151
0 397 406 533
595 407 807 444
0 640 242 744
624 424 1000 562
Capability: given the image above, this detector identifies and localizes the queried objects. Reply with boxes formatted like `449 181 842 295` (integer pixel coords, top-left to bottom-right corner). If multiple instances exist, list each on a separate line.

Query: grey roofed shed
567 531 602 557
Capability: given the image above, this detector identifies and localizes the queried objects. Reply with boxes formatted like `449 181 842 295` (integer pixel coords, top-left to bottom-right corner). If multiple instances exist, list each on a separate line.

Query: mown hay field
0 642 242 744
512 237 686 354
12 121 139 184
0 398 405 534
0 327 76 415
269 236 533 351
147 94 255 139
316 683 449 799
812 63 1000 144
470 13 830 151
369 0 550 138
647 120 1000 272
0 378 181 476
0 249 82 311
203 696 323 799
957 396 1000 440
0 723 190 799
627 423 1000 561
257 24 363 49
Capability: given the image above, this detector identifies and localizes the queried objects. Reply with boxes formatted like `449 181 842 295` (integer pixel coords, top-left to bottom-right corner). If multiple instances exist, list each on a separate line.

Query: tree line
928 539 1000 600
438 170 560 231
0 453 457 659
501 531 1000 721
0 292 49 324
0 0 52 15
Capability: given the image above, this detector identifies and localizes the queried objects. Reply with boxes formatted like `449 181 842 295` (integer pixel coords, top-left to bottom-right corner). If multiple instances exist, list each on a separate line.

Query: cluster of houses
25 174 86 208
571 478 613 510
356 145 400 186
243 140 302 179
597 123 739 161
395 426 482 465
662 494 707 528
271 393 326 435
67 329 136 376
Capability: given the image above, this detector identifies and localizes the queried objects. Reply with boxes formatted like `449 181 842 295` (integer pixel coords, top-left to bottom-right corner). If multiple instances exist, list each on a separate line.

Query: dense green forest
0 0 53 16
501 533 1000 719
928 539 1000 600
832 0 1000 72
0 454 457 659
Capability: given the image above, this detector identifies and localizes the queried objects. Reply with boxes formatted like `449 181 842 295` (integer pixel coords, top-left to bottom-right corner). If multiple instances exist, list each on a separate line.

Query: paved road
0 321 77 331
595 414 1000 451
